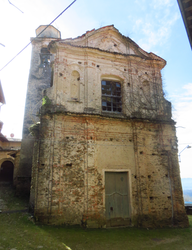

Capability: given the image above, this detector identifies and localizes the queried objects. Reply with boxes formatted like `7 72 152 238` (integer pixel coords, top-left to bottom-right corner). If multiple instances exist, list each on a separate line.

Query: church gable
87 33 135 54
64 26 144 56
59 26 166 64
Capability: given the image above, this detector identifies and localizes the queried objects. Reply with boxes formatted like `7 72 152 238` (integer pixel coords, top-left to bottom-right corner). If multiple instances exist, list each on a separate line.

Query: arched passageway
0 161 14 182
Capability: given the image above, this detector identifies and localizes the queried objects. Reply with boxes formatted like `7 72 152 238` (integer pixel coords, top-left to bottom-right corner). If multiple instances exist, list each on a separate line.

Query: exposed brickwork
30 112 188 228
25 25 188 228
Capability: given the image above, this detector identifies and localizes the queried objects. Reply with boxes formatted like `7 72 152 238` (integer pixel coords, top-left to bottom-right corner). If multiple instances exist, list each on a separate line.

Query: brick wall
30 113 188 228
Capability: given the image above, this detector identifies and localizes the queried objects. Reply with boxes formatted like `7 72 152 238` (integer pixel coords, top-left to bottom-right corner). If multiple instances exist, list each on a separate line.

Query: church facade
20 25 188 228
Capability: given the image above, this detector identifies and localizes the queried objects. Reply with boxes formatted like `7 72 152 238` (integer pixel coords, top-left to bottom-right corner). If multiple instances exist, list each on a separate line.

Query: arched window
102 80 122 112
39 47 50 69
71 71 80 101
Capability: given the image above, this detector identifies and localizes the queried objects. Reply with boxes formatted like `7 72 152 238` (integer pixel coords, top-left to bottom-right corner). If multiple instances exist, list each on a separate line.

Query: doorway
105 171 130 227
0 161 14 182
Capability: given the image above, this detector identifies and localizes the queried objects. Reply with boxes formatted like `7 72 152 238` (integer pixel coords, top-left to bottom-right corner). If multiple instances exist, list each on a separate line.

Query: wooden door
105 172 130 227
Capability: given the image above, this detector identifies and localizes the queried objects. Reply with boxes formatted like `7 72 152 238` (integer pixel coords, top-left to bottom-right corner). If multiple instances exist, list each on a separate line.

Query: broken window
102 80 122 112
39 47 51 69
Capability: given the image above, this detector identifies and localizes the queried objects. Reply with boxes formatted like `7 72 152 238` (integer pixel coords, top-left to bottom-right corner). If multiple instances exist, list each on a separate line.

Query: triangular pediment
90 35 136 54
56 25 166 65
63 25 147 57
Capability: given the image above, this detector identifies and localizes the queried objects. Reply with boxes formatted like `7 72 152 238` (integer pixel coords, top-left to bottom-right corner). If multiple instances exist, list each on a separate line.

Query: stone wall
13 150 20 187
18 26 61 195
30 112 188 228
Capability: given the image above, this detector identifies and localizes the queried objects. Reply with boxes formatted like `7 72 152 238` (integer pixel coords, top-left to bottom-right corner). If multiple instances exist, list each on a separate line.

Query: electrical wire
8 0 24 13
0 0 77 72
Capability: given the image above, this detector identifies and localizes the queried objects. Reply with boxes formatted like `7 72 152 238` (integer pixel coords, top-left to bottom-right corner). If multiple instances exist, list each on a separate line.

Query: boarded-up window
71 71 80 101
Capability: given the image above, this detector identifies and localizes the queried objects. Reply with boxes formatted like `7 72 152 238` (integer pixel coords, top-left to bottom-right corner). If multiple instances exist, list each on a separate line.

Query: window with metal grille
102 80 122 112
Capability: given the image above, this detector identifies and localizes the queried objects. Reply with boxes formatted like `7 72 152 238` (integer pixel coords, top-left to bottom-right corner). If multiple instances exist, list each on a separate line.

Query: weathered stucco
30 112 188 227
0 140 21 186
17 26 61 195
23 25 188 228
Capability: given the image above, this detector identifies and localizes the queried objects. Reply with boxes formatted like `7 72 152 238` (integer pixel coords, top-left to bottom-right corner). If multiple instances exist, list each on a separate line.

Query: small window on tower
39 47 51 69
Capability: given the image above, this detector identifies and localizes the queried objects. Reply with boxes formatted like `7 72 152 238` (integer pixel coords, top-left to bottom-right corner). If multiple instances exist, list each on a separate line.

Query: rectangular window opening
102 80 122 113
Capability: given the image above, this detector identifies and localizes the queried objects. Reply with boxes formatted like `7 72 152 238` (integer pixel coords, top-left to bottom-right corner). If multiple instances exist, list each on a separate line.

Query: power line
0 0 77 72
8 0 24 13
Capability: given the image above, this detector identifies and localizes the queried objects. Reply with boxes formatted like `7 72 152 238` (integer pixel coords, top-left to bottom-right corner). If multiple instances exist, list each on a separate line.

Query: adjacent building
0 81 21 185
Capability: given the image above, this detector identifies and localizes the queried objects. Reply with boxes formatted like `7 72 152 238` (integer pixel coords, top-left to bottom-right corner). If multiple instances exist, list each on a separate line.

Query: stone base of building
33 212 189 228
132 213 189 228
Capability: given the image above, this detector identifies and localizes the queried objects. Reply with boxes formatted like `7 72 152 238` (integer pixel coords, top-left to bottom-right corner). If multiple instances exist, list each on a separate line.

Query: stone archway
0 160 14 182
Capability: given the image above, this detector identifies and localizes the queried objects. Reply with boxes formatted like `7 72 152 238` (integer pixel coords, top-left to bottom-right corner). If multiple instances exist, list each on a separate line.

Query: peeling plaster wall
27 26 188 228
44 44 170 121
30 113 188 228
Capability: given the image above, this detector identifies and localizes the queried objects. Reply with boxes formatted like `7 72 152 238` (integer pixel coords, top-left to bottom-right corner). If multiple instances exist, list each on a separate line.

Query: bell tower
17 25 61 195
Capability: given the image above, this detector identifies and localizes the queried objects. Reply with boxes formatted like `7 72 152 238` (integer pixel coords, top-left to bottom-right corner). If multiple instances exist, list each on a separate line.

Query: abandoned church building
18 25 188 228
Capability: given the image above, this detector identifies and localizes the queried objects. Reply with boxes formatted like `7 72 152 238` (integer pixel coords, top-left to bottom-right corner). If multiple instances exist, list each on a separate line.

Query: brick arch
0 158 14 167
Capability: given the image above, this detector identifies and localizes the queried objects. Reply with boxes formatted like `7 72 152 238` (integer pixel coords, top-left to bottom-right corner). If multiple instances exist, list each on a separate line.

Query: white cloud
151 0 174 9
132 2 179 52
171 83 192 178
183 83 192 95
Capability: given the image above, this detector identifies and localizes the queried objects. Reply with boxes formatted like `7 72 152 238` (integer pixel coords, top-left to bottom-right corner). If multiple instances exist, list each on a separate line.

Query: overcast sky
0 0 191 178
